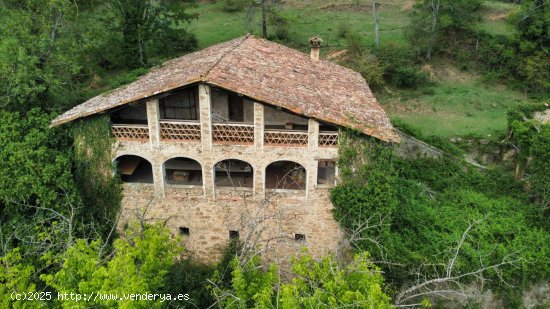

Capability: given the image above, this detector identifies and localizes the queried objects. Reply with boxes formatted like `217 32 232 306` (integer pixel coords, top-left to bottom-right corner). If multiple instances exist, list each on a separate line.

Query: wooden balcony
160 120 201 141
111 124 149 140
212 123 254 144
318 132 338 147
264 129 308 146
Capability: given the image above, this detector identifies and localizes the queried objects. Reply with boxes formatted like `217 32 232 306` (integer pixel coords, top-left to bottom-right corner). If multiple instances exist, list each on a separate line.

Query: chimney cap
309 36 323 48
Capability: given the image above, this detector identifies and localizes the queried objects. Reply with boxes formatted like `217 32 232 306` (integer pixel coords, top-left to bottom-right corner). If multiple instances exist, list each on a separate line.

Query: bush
221 0 249 12
160 259 215 308
331 131 550 301
337 22 351 38
271 14 289 41
375 43 429 88
389 66 429 88
345 30 365 56
346 52 385 89
151 27 198 59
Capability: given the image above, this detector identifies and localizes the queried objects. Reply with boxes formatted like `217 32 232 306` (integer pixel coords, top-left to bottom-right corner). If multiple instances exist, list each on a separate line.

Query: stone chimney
309 36 323 61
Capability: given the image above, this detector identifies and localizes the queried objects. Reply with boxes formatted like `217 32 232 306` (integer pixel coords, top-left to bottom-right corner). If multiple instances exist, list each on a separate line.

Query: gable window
160 88 198 120
317 160 336 187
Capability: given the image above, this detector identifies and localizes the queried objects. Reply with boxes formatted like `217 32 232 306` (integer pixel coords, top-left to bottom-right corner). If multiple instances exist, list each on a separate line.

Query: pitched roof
51 35 399 142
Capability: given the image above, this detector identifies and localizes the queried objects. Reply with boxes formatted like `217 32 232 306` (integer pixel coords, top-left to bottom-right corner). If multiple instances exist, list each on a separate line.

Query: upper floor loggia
50 35 399 145
109 83 340 148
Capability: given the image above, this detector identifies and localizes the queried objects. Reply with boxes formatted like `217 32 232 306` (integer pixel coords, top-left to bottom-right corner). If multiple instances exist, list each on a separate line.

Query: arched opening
265 161 306 190
115 155 153 183
164 157 202 186
214 159 253 188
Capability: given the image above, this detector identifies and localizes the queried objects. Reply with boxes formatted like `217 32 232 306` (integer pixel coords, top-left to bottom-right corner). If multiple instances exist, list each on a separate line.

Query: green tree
330 131 550 305
408 0 482 60
109 0 198 68
516 0 550 93
0 109 81 262
0 249 46 308
280 252 393 308
0 0 83 111
245 0 287 39
211 252 393 308
42 223 182 308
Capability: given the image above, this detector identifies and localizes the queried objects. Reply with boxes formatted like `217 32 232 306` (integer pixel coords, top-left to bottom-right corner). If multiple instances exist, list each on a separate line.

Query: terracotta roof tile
51 35 399 142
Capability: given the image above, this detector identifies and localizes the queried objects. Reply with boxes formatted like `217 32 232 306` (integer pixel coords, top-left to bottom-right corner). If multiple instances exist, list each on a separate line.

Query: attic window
160 88 198 120
295 234 306 242
179 227 190 236
229 230 240 240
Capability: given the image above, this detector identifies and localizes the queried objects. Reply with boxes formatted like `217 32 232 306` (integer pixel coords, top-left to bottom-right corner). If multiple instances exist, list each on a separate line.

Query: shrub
345 30 365 56
346 52 385 89
331 131 550 301
375 43 429 88
221 0 249 12
337 22 351 38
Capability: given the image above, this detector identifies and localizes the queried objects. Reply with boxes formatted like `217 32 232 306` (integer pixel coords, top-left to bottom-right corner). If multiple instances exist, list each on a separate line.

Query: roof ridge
201 34 251 81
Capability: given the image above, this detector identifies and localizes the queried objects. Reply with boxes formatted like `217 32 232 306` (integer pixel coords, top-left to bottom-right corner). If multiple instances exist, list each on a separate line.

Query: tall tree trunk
426 0 440 60
373 1 379 49
261 0 267 38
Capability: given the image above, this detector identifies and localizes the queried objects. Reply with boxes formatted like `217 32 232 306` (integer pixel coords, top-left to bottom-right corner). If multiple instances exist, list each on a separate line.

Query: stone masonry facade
115 84 344 263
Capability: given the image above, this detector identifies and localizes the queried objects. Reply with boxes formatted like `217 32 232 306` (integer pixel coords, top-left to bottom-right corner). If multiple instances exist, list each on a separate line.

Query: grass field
187 0 526 138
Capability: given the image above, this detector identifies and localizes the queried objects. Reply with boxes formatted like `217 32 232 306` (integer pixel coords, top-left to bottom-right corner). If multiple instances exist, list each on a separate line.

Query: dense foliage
71 116 122 238
0 109 80 262
0 0 83 111
211 252 393 308
330 130 550 305
1 0 549 307
507 102 550 211
109 0 198 68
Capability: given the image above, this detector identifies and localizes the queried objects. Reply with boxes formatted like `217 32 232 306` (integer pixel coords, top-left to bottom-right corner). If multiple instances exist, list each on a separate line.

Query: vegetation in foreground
0 0 549 308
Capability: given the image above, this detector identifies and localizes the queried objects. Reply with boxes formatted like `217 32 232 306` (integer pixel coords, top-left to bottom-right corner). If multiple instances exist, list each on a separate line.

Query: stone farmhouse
51 34 399 262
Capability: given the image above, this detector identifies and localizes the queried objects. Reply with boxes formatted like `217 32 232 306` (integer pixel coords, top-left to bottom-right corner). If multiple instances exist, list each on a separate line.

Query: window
229 230 240 240
160 89 197 120
317 160 336 186
179 227 190 236
295 234 306 242
228 93 244 122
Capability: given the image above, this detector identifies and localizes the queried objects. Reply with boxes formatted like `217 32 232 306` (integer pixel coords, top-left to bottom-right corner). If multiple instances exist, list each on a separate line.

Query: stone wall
119 185 343 264
114 83 343 263
395 130 444 159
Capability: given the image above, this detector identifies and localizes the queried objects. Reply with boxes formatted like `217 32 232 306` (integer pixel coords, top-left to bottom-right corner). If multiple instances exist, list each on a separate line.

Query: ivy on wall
71 115 122 237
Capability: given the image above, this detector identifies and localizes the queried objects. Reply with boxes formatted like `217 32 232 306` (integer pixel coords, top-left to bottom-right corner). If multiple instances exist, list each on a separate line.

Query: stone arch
213 159 254 189
163 157 203 186
265 160 307 190
114 155 153 184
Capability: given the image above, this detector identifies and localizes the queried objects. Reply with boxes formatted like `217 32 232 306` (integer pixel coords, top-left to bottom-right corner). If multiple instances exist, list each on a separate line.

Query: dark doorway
228 93 244 122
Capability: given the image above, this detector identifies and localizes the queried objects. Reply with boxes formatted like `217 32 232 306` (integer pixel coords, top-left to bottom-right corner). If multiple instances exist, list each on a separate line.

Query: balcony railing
160 120 201 141
112 124 149 140
212 123 254 144
318 132 339 147
264 129 308 146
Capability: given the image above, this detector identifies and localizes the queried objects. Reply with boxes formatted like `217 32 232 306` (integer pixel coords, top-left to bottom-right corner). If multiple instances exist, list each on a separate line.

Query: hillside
0 0 548 308
187 0 531 137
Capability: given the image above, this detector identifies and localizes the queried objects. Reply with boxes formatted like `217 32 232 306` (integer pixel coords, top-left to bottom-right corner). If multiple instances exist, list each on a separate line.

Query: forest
0 0 549 308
